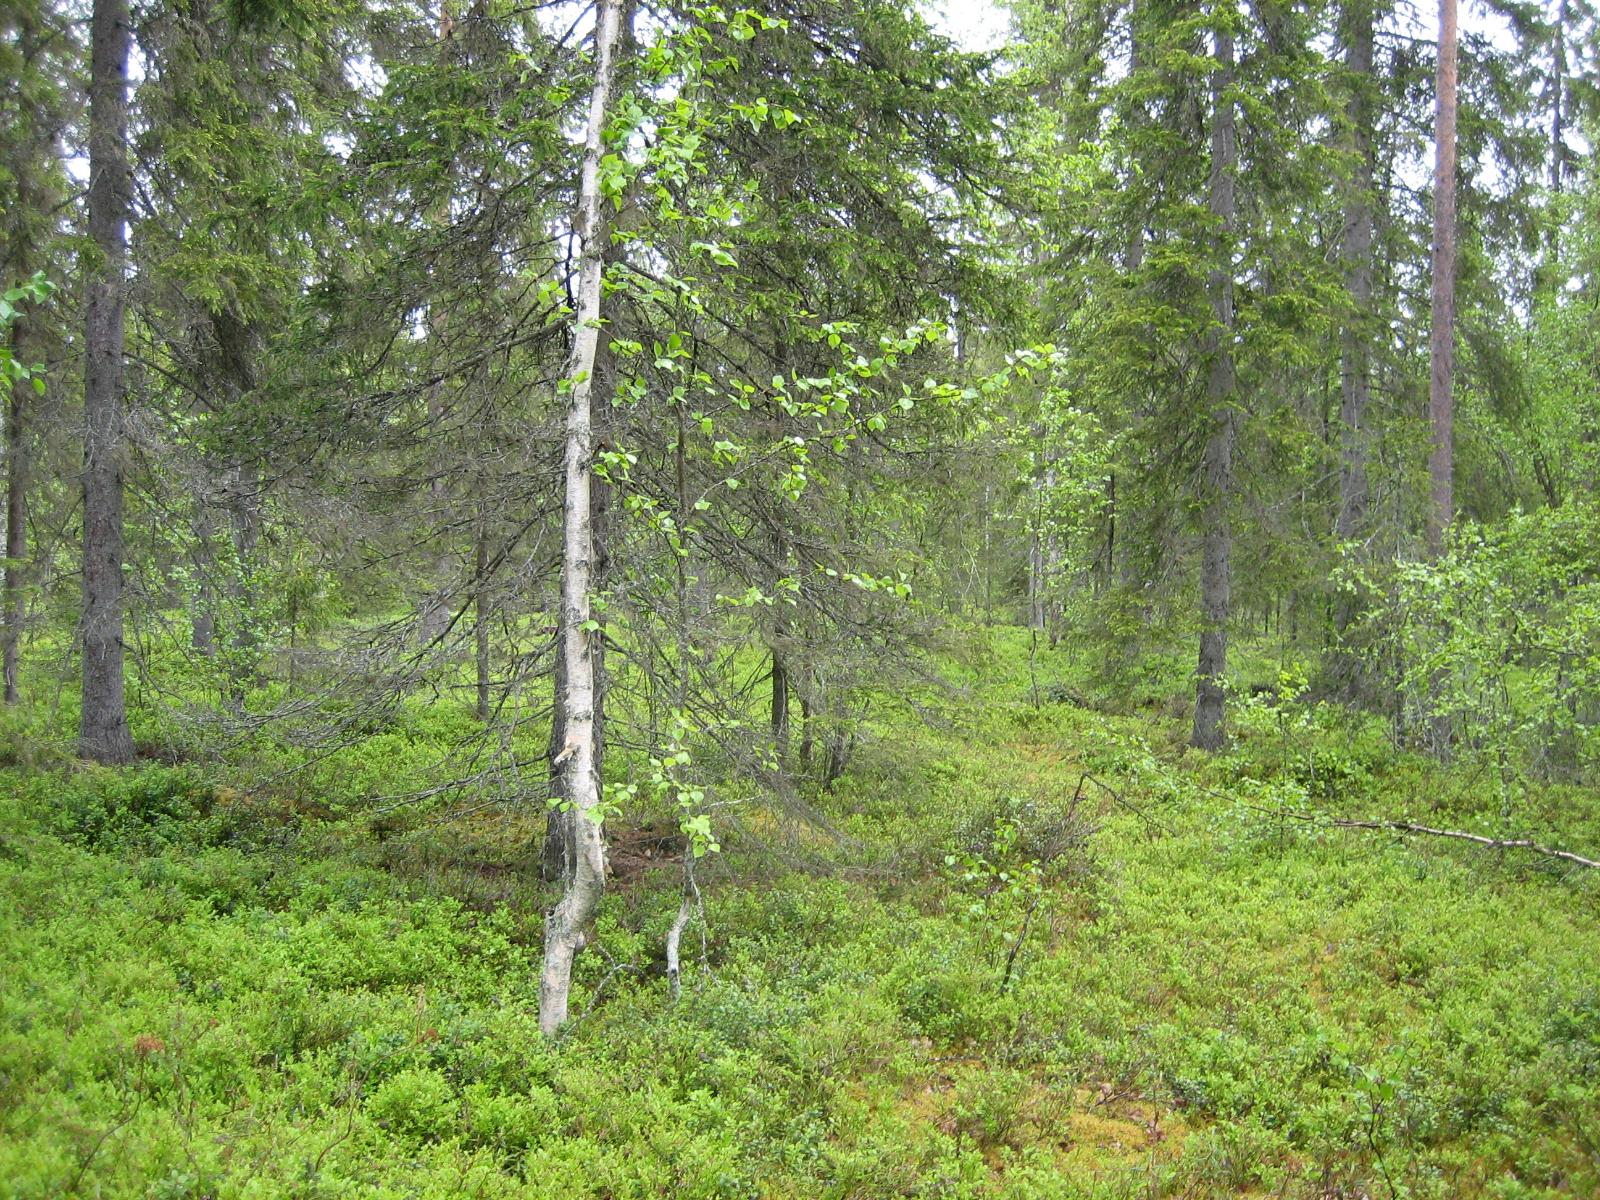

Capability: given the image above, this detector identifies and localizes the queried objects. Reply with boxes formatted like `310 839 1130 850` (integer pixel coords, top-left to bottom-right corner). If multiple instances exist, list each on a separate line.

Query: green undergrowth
2 630 1598 1198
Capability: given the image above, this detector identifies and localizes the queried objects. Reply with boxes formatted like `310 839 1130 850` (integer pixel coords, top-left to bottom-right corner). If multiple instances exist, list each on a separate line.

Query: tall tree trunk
1332 0 1376 691
213 311 263 703
1549 0 1567 197
4 321 31 704
418 2 458 647
418 306 453 645
1426 0 1458 558
1042 461 1063 645
1 0 64 707
191 501 217 657
224 459 261 702
542 625 573 884
80 0 135 764
475 513 490 721
1028 532 1046 630
1335 0 1373 552
771 652 789 748
539 0 622 1036
798 684 814 774
770 538 791 762
1193 12 1238 752
1536 0 1569 292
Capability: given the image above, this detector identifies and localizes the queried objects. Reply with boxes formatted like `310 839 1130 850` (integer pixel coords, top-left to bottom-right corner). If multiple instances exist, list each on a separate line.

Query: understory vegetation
4 630 1597 1199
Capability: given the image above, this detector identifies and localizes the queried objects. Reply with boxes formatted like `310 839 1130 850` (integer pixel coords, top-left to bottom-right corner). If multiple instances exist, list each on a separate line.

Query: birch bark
539 0 623 1035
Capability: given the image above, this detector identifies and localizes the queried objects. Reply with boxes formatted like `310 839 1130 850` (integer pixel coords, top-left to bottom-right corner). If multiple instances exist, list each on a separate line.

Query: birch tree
540 0 623 1036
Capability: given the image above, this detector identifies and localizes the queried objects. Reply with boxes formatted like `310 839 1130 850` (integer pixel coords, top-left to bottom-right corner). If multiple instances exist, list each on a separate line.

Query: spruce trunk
80 0 135 764
1193 16 1237 752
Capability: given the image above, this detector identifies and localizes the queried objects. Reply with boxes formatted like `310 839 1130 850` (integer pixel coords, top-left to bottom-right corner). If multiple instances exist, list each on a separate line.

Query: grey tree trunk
798 684 814 774
211 312 263 702
770 537 791 761
223 459 261 703
539 0 623 1036
542 625 573 884
418 306 453 646
475 514 490 721
1549 0 1567 196
1 0 63 707
771 653 789 749
1536 0 1569 294
1335 0 1373 551
1193 13 1238 753
1331 0 1376 691
1028 528 1046 631
191 500 217 657
4 322 31 704
1426 0 1458 558
80 0 135 764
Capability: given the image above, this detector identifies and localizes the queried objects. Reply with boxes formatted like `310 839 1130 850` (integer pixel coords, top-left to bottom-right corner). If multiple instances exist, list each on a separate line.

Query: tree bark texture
539 0 622 1036
1426 0 1458 558
1193 12 1237 752
4 322 31 704
80 0 135 764
1335 0 1373 551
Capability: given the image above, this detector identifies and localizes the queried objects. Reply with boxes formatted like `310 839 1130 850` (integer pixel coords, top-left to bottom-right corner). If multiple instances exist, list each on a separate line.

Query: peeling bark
539 0 623 1036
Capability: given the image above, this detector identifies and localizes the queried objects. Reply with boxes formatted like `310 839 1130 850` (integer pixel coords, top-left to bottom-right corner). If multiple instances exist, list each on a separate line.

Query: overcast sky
924 0 1517 56
925 0 1013 50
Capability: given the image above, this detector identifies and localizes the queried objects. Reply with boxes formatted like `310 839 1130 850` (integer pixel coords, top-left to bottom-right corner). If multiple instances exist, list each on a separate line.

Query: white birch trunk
539 0 623 1036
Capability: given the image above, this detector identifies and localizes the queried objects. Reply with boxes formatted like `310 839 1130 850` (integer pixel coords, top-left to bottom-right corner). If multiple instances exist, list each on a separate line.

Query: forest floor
3 629 1599 1198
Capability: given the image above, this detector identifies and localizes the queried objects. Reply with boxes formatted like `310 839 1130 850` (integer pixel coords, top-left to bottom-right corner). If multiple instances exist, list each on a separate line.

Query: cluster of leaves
1339 500 1600 786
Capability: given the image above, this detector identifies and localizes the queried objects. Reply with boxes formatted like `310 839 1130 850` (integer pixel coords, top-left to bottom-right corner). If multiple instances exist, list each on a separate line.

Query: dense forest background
3 0 1600 1195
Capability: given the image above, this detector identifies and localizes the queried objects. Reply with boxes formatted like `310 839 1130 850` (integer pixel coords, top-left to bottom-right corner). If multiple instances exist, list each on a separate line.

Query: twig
1078 772 1173 836
569 941 640 1028
1000 890 1045 993
70 1067 144 1193
665 852 703 1001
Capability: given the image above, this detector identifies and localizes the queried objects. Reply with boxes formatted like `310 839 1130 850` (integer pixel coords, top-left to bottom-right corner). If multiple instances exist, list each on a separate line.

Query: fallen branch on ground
1189 778 1600 872
1325 818 1600 870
